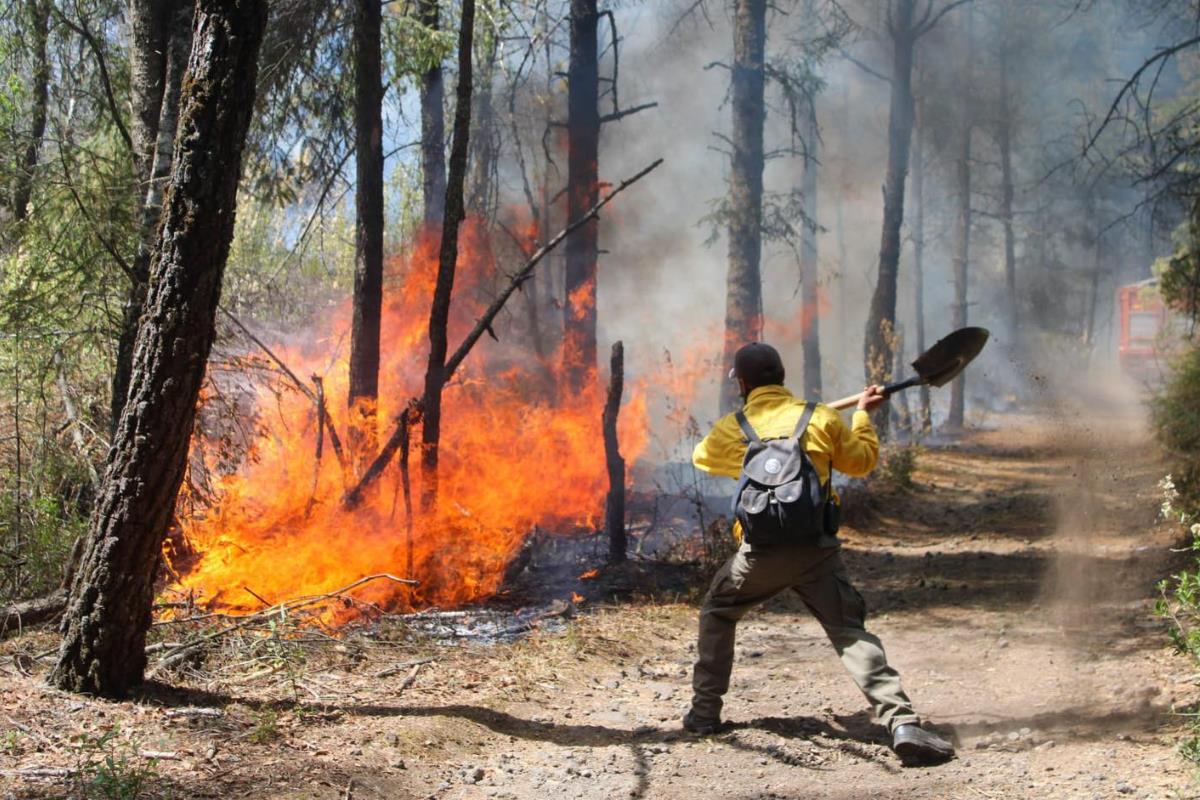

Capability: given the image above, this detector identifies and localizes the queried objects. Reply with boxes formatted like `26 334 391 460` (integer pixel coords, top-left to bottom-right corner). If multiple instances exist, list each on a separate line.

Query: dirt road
2 412 1197 799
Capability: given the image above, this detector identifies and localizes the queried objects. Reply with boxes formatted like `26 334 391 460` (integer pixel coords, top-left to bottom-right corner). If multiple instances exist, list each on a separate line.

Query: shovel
826 326 991 411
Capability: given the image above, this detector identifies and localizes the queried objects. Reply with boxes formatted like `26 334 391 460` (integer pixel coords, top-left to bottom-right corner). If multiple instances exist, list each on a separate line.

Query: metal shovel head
912 327 990 387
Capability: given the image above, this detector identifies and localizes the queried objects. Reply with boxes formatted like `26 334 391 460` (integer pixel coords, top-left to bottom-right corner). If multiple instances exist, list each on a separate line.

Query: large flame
168 219 659 619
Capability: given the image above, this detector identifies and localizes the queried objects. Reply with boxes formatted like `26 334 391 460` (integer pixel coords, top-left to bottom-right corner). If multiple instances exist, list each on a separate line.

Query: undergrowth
1154 347 1200 768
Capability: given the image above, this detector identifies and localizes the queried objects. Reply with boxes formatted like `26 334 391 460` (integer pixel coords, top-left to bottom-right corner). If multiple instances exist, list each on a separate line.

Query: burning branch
443 158 663 379
220 308 351 484
342 158 664 508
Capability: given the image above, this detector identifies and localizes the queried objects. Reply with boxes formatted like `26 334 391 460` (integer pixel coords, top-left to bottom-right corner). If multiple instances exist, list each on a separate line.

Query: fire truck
1116 277 1184 384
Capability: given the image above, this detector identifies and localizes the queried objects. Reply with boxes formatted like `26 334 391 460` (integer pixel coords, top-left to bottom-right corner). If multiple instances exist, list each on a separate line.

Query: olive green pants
690 543 919 733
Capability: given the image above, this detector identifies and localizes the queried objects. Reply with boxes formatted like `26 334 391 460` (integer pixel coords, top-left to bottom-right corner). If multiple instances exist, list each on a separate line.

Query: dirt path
2 413 1197 799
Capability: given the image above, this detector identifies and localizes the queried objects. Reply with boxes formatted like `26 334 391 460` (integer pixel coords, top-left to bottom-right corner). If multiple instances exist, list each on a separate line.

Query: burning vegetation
168 219 659 619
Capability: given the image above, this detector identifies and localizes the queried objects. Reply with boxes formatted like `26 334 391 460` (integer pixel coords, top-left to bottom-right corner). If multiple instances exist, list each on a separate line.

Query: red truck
1116 278 1183 384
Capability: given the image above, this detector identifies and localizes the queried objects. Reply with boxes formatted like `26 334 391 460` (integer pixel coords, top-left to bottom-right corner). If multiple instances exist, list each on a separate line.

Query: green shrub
880 443 922 490
1155 474 1200 765
1153 346 1200 513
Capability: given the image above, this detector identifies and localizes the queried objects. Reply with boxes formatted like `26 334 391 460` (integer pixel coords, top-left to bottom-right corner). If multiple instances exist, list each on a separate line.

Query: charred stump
50 0 267 697
604 341 625 563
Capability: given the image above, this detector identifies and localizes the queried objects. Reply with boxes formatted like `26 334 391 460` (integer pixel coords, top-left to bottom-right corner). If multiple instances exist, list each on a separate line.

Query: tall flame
168 219 657 619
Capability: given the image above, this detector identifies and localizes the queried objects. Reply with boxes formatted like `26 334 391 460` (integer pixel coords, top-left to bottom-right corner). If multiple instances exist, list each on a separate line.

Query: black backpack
731 403 830 546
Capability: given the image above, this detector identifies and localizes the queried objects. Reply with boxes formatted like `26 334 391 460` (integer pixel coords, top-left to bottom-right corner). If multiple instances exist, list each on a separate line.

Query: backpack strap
792 402 818 445
734 410 761 444
794 402 833 499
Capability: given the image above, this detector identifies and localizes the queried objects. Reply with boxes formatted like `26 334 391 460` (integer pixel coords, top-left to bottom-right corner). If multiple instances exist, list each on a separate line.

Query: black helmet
730 342 785 390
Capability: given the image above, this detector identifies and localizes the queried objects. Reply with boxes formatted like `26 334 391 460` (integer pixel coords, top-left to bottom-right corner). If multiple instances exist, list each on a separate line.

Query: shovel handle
825 376 922 412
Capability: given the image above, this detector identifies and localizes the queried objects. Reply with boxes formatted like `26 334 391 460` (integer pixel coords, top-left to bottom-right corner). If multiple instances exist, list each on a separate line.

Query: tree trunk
947 15 974 431
1084 211 1102 350
420 0 475 512
50 0 267 698
10 0 50 223
604 342 625 563
800 97 822 399
111 0 193 431
348 0 385 460
128 0 170 193
998 54 1018 349
721 0 767 413
862 0 916 440
911 92 931 433
419 0 446 227
563 0 601 393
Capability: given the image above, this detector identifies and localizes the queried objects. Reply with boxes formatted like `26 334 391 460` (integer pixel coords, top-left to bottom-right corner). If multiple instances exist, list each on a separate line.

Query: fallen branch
344 158 665 506
147 573 418 676
0 591 66 638
372 656 436 679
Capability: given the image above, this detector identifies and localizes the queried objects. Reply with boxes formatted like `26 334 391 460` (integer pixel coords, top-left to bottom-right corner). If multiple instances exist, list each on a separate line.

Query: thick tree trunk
419 0 446 227
420 0 475 512
800 98 822 399
911 95 931 433
563 0 601 393
50 0 267 698
112 0 193 431
947 14 974 431
863 0 916 440
348 0 385 458
10 0 50 223
721 0 767 413
604 342 625 563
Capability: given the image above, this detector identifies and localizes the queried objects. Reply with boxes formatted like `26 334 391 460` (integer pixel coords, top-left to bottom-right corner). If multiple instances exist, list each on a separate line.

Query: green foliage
1152 347 1200 510
1155 474 1200 765
73 728 158 800
1155 201 1200 333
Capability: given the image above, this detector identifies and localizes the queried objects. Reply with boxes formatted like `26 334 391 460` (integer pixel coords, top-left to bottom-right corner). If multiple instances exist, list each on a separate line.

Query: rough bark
799 98 822 400
348 0 385 454
112 0 193 431
721 0 767 413
128 0 170 193
947 15 974 431
10 0 50 223
604 342 625 564
419 0 446 226
50 0 267 698
563 0 601 393
420 0 475 512
911 94 932 433
863 0 916 440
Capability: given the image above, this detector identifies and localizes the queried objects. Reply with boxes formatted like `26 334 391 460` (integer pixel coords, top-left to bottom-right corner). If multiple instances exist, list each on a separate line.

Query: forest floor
2 405 1199 799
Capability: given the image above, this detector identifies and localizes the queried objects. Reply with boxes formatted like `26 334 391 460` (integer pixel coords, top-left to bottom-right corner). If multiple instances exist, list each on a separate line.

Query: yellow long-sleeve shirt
692 384 879 500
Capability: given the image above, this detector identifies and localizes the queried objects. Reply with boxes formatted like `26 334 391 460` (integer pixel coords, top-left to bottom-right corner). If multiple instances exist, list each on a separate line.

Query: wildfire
167 218 660 621
579 568 600 580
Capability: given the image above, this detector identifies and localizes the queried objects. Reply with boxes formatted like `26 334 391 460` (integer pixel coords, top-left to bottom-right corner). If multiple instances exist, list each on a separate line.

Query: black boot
681 709 723 735
892 723 955 766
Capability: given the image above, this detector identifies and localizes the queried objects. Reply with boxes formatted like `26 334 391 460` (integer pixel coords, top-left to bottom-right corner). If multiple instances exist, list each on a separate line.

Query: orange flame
579 568 599 580
168 217 661 621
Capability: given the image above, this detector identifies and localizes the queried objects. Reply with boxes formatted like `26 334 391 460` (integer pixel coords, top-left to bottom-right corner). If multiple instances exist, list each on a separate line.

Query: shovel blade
912 327 990 388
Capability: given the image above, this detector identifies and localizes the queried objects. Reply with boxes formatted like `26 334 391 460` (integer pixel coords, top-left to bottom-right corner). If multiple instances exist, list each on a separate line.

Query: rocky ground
2 410 1198 799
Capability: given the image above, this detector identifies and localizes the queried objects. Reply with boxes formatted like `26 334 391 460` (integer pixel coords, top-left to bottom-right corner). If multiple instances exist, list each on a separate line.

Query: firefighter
683 342 955 766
